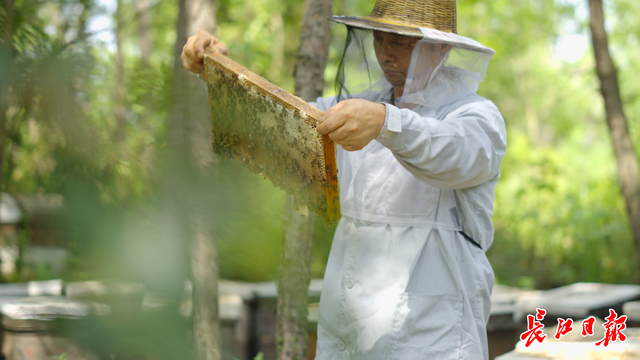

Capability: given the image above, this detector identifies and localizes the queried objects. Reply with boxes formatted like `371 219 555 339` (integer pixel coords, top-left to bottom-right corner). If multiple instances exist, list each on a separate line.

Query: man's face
373 31 418 88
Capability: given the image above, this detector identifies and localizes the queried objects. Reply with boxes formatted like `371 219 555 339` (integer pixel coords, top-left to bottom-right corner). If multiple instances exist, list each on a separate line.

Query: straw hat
330 0 494 54
330 0 457 36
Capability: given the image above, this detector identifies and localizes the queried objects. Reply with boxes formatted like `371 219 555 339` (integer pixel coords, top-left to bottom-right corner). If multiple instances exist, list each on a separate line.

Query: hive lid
513 282 640 322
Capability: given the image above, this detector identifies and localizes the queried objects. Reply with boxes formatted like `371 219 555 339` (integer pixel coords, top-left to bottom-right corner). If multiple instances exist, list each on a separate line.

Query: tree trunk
277 196 316 360
191 213 221 360
588 0 640 276
77 0 92 45
293 0 332 102
169 0 221 359
183 1 221 357
186 0 218 169
113 0 127 143
0 0 16 194
137 0 152 65
276 1 332 359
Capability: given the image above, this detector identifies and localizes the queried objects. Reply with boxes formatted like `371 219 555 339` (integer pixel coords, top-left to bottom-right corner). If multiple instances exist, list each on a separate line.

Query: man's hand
317 99 387 152
181 30 229 75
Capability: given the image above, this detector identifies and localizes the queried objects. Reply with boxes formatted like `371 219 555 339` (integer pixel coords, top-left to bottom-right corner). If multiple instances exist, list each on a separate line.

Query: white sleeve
309 95 338 112
375 101 507 189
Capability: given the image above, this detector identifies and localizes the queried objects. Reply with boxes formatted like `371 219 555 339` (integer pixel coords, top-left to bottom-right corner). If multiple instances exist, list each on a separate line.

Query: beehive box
203 48 340 224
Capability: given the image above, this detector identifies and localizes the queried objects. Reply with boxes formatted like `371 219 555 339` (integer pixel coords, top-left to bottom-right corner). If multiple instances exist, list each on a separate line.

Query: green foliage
215 158 287 281
233 352 265 360
490 131 636 288
457 0 639 288
2 0 639 295
52 353 69 360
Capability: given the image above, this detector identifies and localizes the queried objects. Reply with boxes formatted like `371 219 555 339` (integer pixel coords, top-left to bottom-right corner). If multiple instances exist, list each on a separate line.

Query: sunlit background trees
1 0 639 331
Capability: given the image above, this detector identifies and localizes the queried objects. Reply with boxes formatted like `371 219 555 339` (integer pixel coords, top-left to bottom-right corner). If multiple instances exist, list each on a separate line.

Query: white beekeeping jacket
314 87 505 249
309 27 506 360
313 89 505 360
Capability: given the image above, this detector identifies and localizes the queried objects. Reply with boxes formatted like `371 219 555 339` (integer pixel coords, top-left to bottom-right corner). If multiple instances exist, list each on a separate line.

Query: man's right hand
181 30 229 75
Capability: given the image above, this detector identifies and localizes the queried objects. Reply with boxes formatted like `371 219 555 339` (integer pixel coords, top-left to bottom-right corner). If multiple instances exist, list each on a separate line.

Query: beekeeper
182 0 506 358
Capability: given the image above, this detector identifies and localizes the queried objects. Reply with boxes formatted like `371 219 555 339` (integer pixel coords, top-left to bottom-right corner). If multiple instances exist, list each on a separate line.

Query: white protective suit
311 28 507 360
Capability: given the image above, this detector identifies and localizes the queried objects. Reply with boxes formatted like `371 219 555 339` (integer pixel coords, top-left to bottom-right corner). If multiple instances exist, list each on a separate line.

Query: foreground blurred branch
276 0 332 359
588 0 640 275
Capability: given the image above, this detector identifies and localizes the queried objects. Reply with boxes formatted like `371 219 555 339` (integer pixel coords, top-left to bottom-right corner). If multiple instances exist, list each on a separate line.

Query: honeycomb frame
203 47 340 225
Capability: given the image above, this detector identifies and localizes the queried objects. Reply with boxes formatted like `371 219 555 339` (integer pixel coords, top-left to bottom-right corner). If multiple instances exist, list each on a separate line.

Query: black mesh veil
332 26 495 111
334 26 389 103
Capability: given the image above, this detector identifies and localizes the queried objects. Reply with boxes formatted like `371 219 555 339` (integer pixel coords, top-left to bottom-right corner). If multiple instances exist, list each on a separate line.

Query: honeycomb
203 48 340 225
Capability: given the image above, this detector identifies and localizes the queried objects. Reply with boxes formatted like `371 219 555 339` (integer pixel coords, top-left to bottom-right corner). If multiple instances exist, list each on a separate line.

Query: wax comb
203 48 340 225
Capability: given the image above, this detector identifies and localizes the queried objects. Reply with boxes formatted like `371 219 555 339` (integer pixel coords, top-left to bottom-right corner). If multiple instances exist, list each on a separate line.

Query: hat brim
329 16 423 37
329 16 495 54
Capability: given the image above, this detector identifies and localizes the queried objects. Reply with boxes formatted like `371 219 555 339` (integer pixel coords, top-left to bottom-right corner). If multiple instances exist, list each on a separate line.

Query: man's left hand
317 99 386 152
